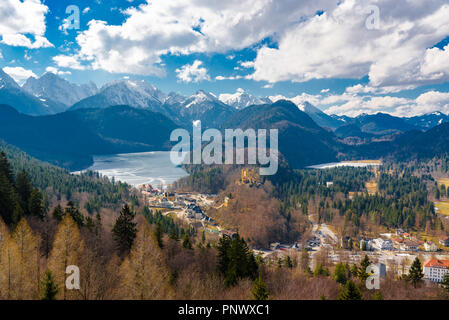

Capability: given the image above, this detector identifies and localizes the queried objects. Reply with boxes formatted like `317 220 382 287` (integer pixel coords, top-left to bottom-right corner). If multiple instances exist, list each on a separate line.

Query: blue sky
1 0 449 117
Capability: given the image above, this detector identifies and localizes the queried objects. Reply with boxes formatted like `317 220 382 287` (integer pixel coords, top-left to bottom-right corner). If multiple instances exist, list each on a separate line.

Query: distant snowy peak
298 101 323 115
183 90 222 109
23 72 98 107
219 88 269 109
164 92 186 105
98 79 167 107
0 69 20 90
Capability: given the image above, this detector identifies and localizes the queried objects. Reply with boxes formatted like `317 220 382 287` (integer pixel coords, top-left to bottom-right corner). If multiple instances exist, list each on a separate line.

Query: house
423 241 438 252
164 192 176 201
359 239 373 251
326 181 334 188
423 259 449 283
439 237 449 247
401 240 419 252
370 238 393 251
340 236 352 249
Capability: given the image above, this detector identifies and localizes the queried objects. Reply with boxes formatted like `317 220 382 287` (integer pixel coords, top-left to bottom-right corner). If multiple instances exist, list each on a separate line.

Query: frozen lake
83 151 189 187
307 161 382 169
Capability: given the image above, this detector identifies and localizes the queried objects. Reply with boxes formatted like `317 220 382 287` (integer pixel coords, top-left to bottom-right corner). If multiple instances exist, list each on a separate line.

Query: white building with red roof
423 259 449 283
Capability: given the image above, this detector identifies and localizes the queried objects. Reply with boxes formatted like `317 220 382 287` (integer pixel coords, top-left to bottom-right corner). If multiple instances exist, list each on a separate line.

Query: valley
1 69 449 301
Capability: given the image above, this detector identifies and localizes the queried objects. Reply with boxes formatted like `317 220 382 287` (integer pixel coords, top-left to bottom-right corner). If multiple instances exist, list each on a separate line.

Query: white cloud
215 75 247 81
239 61 255 69
267 87 449 118
3 66 37 84
83 7 91 14
0 50 3 60
45 66 72 76
176 60 210 83
321 88 330 93
54 0 335 75
0 0 52 49
52 54 87 71
251 0 449 90
1 34 52 49
270 92 323 106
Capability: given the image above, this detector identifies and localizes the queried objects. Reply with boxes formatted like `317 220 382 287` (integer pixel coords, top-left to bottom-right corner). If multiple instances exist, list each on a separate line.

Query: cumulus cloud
251 0 449 90
52 54 88 71
54 0 335 75
3 66 37 84
0 0 52 49
268 88 449 118
176 60 210 83
45 66 72 76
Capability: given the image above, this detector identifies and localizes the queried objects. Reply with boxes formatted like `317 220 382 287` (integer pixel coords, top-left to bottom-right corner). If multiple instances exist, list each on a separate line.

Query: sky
1 0 449 117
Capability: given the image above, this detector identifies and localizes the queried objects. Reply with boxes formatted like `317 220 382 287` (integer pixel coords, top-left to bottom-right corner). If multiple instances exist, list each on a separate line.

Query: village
136 168 449 284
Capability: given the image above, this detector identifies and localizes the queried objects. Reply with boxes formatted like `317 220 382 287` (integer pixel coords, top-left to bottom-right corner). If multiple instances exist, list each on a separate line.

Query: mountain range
2 68 449 172
0 69 65 115
2 68 449 134
23 72 98 108
0 104 178 170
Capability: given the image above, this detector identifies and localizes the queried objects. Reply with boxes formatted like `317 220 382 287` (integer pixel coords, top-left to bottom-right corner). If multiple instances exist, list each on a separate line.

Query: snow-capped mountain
171 90 235 128
70 79 169 115
219 88 270 109
164 92 186 105
404 111 449 130
0 69 64 115
269 95 343 130
23 72 97 108
0 69 20 90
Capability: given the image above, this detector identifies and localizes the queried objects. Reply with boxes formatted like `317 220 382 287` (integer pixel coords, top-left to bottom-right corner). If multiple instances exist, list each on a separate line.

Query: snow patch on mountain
219 88 269 109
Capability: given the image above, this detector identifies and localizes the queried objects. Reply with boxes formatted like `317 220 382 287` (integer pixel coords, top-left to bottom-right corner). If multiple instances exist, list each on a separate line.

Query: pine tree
29 188 45 219
52 204 64 221
284 256 293 268
182 233 192 249
40 270 59 300
314 263 324 276
48 215 85 300
169 227 179 241
119 219 172 299
154 222 163 248
0 152 14 185
407 257 424 288
251 273 269 300
217 235 232 275
334 262 347 284
350 264 358 277
12 198 24 225
112 204 137 255
338 280 362 300
16 169 32 215
358 255 371 282
0 173 15 225
64 201 84 226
